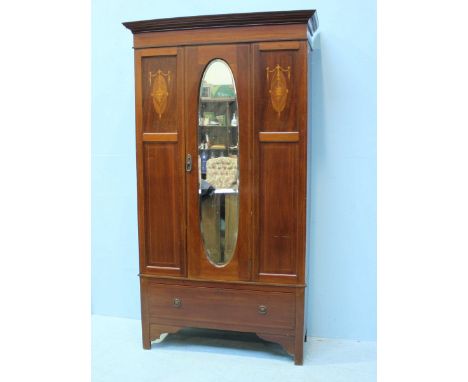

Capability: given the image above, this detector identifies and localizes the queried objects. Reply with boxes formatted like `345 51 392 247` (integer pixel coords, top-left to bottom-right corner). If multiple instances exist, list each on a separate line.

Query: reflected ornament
149 70 171 119
266 65 291 117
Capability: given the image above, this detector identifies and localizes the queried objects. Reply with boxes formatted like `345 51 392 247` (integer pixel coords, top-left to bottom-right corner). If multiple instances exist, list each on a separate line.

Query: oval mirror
198 59 239 266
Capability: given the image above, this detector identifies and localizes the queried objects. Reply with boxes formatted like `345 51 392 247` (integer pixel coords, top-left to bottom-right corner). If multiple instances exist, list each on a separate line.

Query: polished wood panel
185 44 252 281
143 143 183 272
132 24 307 49
135 47 186 277
142 132 178 142
141 55 178 133
258 143 299 279
253 42 308 285
258 41 300 51
253 42 306 132
137 47 178 56
146 281 296 332
259 131 299 142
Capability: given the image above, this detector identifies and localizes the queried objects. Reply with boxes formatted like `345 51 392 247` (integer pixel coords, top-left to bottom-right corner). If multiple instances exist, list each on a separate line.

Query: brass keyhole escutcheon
186 154 192 172
258 305 268 315
172 297 182 308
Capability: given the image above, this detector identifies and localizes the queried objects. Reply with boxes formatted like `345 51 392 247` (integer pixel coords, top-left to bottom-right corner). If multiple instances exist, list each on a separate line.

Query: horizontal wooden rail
135 47 178 58
259 131 299 142
258 41 300 51
143 132 178 142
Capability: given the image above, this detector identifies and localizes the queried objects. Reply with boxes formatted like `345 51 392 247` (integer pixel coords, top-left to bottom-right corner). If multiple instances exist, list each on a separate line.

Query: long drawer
145 282 296 332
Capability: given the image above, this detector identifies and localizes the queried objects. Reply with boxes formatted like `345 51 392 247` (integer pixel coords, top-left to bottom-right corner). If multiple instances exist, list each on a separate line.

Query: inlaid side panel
253 42 307 284
143 143 183 270
135 47 185 277
254 43 305 132
141 54 178 133
259 143 299 276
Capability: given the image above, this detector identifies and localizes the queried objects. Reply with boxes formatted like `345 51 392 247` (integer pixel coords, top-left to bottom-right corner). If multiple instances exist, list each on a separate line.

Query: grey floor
92 315 376 382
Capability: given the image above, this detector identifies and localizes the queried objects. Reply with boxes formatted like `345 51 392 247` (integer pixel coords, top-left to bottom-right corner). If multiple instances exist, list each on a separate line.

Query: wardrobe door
185 44 252 281
135 47 186 276
253 41 308 284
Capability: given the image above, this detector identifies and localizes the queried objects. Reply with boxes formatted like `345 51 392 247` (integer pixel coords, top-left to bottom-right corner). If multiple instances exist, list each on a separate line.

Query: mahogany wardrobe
124 9 318 365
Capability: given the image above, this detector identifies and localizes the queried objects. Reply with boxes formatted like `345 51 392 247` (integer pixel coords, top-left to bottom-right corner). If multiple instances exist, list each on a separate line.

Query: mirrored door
186 45 252 281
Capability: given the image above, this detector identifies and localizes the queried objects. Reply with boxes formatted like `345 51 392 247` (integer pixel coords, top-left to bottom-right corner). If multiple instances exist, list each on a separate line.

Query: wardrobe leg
142 319 151 349
294 337 304 366
143 335 151 349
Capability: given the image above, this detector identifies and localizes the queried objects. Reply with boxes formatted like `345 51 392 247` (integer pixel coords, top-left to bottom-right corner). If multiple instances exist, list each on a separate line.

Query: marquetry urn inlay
266 65 291 117
149 70 171 118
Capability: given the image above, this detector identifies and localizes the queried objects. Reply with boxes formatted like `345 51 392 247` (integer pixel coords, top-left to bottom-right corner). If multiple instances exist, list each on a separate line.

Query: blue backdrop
92 0 376 341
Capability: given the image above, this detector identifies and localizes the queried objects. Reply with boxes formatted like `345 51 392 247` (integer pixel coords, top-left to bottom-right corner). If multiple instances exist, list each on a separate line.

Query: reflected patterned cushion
206 157 238 189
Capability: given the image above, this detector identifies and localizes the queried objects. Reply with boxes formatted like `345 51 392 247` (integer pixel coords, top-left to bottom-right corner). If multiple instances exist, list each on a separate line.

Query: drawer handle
258 305 268 315
172 297 182 308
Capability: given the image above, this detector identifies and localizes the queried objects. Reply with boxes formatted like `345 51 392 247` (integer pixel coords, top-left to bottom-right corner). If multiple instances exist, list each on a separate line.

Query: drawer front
146 282 296 331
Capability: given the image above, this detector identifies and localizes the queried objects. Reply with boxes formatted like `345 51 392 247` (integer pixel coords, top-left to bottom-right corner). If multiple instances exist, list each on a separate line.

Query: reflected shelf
200 97 236 102
199 148 233 151
198 188 238 194
199 124 237 126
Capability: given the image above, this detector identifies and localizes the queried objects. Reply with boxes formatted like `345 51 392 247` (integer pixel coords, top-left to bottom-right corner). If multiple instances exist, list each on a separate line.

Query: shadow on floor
152 327 292 361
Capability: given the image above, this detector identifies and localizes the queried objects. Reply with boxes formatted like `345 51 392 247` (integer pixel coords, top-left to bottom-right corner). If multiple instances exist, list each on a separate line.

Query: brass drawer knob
258 305 268 315
172 297 182 308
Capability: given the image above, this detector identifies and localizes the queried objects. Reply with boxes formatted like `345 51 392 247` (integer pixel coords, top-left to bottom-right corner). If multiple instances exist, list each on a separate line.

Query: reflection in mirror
198 59 239 266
